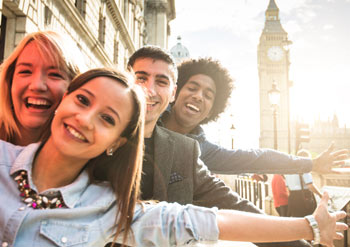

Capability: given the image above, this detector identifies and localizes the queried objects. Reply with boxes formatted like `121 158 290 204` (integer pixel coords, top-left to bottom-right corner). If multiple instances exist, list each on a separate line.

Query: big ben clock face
267 46 284 61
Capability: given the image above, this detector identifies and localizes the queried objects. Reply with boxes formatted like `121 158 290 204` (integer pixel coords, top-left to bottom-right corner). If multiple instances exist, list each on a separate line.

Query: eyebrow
80 88 121 122
135 71 170 82
16 62 60 71
187 80 216 95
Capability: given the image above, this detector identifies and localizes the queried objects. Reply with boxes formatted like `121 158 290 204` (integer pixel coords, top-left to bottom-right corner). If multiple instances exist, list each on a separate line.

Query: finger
320 191 330 205
332 153 349 161
335 222 348 231
334 232 344 240
333 160 347 167
330 168 342 174
334 211 347 221
331 149 349 157
325 142 335 154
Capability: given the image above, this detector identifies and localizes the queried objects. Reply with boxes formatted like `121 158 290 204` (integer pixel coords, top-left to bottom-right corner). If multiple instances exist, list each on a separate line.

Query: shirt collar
10 142 91 209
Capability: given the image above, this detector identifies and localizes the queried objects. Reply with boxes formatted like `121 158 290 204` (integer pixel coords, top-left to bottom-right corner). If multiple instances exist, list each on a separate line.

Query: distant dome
170 36 190 64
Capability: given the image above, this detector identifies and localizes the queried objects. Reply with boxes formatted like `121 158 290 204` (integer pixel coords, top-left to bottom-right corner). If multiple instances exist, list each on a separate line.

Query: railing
234 175 269 211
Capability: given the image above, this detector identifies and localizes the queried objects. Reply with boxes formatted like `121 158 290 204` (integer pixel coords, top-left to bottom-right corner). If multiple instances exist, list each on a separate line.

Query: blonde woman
0 31 85 145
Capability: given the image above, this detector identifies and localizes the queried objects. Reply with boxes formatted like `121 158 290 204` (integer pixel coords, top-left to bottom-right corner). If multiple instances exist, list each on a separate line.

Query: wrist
304 215 321 245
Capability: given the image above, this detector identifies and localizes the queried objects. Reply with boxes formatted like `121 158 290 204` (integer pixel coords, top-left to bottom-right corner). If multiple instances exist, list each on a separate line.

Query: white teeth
186 103 199 112
147 102 156 106
27 98 50 106
66 125 87 141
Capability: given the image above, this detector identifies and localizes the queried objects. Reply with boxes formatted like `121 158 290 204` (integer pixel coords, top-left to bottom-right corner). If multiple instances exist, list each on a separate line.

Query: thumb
320 191 330 206
325 142 335 154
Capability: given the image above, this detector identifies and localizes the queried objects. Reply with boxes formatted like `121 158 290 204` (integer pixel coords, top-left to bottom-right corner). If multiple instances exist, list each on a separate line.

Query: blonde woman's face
11 41 69 133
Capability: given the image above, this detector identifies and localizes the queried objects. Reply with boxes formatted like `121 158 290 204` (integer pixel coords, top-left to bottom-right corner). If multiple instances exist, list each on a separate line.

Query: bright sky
168 0 350 148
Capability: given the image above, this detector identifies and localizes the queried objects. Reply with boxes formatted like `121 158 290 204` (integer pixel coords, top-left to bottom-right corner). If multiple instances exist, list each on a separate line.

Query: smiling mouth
186 103 200 113
26 97 52 109
64 124 88 142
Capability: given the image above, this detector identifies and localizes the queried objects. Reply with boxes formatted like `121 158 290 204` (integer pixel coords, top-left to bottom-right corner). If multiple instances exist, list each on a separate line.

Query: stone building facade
0 0 175 69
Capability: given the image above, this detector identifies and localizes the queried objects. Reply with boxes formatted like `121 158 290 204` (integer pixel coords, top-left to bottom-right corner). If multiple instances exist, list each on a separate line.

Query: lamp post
282 38 292 153
230 123 236 149
268 82 281 150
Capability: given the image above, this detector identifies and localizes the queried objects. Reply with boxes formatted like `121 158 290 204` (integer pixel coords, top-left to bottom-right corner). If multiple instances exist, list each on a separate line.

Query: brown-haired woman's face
11 41 69 133
49 76 133 160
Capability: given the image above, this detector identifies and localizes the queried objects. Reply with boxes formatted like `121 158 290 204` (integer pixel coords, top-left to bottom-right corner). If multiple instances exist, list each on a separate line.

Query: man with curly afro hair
161 57 344 177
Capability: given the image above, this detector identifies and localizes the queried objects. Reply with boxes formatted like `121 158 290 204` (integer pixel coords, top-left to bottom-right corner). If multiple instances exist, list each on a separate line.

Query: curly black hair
176 57 234 124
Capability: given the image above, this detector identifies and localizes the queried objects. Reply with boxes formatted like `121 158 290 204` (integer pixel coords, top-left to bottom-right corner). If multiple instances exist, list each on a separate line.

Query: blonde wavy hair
0 30 84 143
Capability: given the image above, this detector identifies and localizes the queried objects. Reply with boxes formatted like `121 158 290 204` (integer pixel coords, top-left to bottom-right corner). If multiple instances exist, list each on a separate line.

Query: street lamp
230 123 236 149
282 38 292 153
268 81 281 150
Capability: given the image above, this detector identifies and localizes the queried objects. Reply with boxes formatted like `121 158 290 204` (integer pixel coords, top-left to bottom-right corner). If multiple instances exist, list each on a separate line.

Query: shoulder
0 140 25 165
155 126 197 145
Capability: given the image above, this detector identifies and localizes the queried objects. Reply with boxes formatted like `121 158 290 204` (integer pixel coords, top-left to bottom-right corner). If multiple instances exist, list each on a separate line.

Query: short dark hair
176 57 234 124
127 45 178 82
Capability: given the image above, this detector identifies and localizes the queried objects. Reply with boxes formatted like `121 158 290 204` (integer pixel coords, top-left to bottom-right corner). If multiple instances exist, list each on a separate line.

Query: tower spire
265 0 280 21
267 0 278 10
263 0 285 33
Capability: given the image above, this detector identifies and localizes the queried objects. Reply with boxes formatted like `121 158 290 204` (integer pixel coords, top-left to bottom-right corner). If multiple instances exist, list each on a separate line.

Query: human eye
205 93 214 100
136 76 147 84
101 114 115 126
17 69 32 75
49 71 65 80
157 79 169 87
76 94 90 106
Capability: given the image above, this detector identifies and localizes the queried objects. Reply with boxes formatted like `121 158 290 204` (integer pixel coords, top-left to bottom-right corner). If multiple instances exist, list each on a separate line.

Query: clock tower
258 0 292 152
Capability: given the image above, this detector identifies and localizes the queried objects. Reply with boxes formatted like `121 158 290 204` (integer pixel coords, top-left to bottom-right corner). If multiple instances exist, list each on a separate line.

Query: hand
314 192 348 247
312 143 349 174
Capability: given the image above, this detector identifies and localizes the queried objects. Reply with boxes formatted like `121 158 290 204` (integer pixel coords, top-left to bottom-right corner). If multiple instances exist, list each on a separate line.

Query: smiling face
11 41 70 137
132 58 176 130
171 74 216 133
49 76 133 161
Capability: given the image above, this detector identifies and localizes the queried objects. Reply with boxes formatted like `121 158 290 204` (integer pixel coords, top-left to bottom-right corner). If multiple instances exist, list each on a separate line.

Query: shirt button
61 237 67 243
18 207 25 211
2 242 8 247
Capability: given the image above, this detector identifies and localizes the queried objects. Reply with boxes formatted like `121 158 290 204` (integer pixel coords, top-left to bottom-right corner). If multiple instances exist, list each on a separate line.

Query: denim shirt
0 140 219 247
160 108 312 175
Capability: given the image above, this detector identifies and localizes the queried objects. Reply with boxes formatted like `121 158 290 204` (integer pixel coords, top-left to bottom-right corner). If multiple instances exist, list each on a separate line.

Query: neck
32 138 88 193
13 128 41 146
144 120 157 138
163 111 194 135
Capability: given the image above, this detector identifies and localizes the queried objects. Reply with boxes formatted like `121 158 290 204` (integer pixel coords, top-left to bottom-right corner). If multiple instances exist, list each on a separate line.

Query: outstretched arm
217 192 347 247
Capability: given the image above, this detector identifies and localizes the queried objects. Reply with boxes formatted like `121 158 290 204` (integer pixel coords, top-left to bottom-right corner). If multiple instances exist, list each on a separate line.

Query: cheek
10 77 24 106
49 80 69 102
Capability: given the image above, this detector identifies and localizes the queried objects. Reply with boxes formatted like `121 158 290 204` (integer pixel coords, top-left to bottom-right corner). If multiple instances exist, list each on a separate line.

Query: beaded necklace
14 170 65 209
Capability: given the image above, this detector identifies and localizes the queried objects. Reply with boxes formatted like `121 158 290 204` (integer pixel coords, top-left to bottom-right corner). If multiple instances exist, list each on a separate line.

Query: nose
28 72 48 92
144 79 157 98
75 112 94 130
192 90 203 102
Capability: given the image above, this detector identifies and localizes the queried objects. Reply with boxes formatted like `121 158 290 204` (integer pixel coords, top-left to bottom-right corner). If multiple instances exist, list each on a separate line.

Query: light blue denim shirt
0 140 219 247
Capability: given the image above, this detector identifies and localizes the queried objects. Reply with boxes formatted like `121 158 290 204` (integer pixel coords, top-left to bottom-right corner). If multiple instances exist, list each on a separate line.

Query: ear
108 137 127 152
169 85 177 103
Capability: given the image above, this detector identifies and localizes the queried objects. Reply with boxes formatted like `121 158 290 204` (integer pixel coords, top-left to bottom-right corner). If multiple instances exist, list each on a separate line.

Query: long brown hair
41 68 145 246
0 30 85 143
